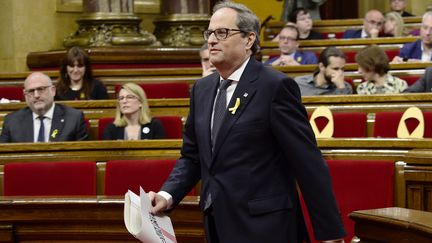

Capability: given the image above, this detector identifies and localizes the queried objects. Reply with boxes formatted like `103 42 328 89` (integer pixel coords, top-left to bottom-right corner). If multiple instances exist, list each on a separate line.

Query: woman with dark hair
356 45 407 94
55 46 108 100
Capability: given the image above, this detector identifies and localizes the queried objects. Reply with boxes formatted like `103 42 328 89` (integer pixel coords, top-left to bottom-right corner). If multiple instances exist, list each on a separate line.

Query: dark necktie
37 116 45 142
212 79 232 147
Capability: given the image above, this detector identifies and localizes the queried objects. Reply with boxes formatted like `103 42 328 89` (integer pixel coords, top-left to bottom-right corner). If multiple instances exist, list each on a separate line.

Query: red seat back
4 161 96 196
309 111 367 137
115 82 190 99
301 160 394 243
0 86 24 101
374 111 432 138
104 159 196 196
155 116 183 139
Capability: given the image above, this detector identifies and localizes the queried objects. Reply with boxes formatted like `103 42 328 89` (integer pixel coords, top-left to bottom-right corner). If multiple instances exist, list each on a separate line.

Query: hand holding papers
124 187 177 243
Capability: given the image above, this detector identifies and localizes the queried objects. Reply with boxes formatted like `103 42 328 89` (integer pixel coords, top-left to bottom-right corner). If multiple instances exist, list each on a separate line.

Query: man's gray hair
213 1 260 55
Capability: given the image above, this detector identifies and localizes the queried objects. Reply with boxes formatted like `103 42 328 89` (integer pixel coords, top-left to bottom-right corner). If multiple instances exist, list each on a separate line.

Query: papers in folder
124 187 177 243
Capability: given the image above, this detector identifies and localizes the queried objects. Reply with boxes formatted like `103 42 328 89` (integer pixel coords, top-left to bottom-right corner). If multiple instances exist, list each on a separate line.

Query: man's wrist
158 191 173 210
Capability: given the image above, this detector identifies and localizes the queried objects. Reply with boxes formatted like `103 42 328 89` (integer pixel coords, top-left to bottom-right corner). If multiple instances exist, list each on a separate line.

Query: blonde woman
102 83 165 140
384 11 405 37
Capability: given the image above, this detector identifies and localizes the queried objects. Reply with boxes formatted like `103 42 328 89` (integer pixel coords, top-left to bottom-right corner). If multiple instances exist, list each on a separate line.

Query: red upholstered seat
0 86 24 101
373 111 432 138
309 111 367 137
301 160 394 243
155 116 183 139
4 161 96 196
115 82 190 99
98 116 183 139
104 159 196 196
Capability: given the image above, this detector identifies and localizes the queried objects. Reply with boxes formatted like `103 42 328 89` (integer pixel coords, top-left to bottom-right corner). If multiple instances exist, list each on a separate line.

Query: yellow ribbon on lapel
51 129 58 139
229 98 240 115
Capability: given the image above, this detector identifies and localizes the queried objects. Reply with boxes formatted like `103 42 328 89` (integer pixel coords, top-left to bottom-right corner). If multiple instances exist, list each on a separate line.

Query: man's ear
246 32 256 49
318 62 325 72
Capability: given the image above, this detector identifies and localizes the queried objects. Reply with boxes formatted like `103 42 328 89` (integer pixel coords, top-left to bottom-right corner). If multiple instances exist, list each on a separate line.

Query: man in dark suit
149 2 345 243
404 66 432 92
0 72 88 143
392 11 432 63
343 9 384 39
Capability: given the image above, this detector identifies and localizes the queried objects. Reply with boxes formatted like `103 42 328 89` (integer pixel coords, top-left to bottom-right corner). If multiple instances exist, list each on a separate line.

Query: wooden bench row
262 17 422 41
2 93 432 138
0 138 432 212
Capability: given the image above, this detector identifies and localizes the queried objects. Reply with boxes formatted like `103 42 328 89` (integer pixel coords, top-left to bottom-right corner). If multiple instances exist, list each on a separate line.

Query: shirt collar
361 29 368 38
219 56 251 83
33 103 55 120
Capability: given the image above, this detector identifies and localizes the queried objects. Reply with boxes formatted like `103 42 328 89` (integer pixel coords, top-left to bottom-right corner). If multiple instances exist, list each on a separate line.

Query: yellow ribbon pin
51 129 58 138
228 98 240 115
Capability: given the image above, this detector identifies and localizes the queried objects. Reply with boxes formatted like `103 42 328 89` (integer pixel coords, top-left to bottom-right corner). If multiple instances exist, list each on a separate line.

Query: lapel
49 104 66 142
211 58 259 163
23 109 35 142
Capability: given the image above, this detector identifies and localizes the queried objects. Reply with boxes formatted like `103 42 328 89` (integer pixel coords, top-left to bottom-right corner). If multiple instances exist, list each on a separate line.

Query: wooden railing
0 195 204 243
0 139 432 211
349 207 432 242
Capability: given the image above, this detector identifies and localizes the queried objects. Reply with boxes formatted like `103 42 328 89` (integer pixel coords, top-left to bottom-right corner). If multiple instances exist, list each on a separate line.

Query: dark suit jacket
102 118 166 140
342 29 362 39
161 58 345 242
404 66 432 92
399 39 423 60
0 103 88 143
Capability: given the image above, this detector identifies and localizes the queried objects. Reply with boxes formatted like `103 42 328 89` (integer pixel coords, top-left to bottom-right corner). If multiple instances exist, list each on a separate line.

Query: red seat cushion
104 159 196 196
309 112 367 138
301 160 394 242
374 111 432 138
115 82 190 99
4 161 96 196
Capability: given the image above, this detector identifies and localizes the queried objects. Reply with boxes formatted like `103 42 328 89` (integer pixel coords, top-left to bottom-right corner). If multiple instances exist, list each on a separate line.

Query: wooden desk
0 196 204 243
349 207 432 243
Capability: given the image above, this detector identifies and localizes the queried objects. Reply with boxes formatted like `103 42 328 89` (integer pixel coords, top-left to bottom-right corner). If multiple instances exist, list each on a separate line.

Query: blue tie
212 79 232 148
37 116 45 142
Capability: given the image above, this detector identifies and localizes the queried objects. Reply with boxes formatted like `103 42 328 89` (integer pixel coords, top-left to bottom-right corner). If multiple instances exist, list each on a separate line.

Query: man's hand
272 55 300 66
148 191 169 214
331 70 346 89
369 28 379 38
391 56 404 63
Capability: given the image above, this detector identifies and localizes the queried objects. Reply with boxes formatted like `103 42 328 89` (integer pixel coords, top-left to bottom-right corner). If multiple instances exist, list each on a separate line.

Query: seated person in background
55 46 108 100
356 45 408 95
0 72 88 143
383 11 406 37
392 11 432 63
343 9 385 39
102 83 166 140
289 7 323 40
265 25 318 66
390 0 414 17
295 47 352 95
200 42 216 77
404 66 432 92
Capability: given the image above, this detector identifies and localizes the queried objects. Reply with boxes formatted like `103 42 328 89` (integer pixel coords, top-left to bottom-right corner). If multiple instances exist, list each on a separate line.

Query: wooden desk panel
0 196 204 243
349 207 432 243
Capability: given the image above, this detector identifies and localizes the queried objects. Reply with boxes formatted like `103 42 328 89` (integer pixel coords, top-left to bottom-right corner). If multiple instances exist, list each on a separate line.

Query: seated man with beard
294 47 353 96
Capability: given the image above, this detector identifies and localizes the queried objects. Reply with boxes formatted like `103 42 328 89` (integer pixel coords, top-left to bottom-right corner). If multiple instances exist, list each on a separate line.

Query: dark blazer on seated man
0 104 88 143
398 39 423 60
404 66 432 93
342 29 362 39
0 72 88 143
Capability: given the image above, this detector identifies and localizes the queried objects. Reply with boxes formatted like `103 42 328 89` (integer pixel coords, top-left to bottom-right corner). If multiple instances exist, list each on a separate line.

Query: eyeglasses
203 28 245 41
118 95 138 101
366 19 384 27
24 85 52 96
279 36 297 42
